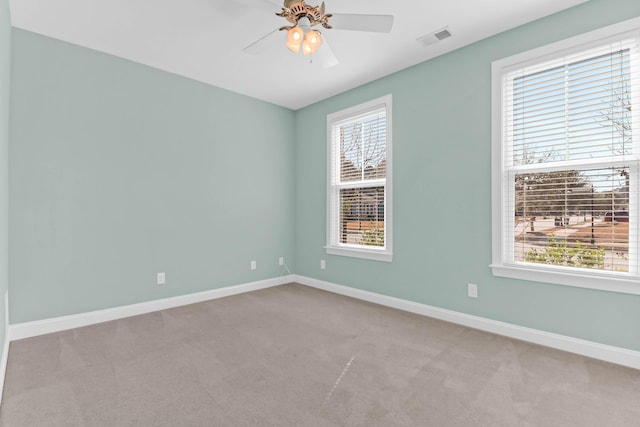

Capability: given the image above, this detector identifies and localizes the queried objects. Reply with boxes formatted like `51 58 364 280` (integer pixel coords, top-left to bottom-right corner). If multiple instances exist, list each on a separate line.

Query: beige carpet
1 283 639 426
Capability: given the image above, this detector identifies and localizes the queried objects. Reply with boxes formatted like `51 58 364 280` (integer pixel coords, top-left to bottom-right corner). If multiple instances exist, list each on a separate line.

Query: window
492 18 640 294
327 95 392 261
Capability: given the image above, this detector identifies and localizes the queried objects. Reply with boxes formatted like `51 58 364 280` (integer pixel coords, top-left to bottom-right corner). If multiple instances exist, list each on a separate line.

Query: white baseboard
9 276 290 341
6 274 640 370
293 275 640 370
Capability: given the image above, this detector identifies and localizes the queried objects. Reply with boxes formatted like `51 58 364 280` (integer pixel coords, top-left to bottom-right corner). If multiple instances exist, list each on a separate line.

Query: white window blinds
327 96 392 261
501 36 640 275
505 40 637 166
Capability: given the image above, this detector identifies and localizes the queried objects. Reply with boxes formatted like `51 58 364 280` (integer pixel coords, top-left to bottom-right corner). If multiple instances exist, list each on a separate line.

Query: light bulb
303 30 322 56
288 26 303 42
302 40 312 56
286 27 303 53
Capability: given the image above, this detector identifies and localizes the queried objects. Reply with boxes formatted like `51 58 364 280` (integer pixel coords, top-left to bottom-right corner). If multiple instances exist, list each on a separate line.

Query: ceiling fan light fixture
286 39 301 54
302 41 312 56
242 0 393 67
288 26 304 42
302 29 322 55
286 26 304 53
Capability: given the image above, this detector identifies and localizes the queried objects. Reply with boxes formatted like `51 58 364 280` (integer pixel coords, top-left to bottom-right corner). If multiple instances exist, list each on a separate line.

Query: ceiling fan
243 0 394 68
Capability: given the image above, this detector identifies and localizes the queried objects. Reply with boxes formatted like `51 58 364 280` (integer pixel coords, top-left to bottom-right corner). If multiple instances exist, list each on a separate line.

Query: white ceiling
9 0 589 110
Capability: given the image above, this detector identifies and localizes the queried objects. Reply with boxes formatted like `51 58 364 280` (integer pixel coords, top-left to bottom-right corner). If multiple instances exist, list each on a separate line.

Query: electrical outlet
279 257 284 266
157 272 166 285
251 260 257 270
468 283 478 298
320 259 326 270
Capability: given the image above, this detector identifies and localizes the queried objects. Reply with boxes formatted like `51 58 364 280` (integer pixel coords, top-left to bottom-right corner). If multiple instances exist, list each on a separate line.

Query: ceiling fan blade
243 29 281 55
329 14 394 33
317 38 339 69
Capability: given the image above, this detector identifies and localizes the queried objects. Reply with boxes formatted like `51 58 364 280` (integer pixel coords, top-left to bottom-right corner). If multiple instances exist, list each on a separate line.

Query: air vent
434 29 452 40
417 27 452 47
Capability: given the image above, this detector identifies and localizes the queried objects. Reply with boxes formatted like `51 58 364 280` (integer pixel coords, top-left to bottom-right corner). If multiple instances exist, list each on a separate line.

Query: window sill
491 263 640 295
326 245 393 262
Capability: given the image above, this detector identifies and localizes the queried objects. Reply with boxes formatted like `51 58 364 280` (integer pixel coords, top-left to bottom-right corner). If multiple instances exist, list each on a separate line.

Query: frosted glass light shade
302 30 322 56
286 26 304 53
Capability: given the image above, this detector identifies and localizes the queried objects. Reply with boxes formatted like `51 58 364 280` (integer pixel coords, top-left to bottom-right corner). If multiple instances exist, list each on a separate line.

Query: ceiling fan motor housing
277 1 333 30
289 2 307 17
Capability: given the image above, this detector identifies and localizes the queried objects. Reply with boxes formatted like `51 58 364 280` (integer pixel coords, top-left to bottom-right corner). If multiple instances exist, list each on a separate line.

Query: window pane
514 167 629 272
340 123 363 182
512 49 631 165
339 112 386 182
339 186 385 246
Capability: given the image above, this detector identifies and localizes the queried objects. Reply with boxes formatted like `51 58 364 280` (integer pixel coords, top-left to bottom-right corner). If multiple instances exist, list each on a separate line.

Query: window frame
326 95 393 262
491 17 640 295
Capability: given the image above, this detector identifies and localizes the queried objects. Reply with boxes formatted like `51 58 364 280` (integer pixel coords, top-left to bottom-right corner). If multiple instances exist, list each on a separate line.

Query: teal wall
294 0 640 351
0 0 10 350
6 0 640 353
9 30 295 323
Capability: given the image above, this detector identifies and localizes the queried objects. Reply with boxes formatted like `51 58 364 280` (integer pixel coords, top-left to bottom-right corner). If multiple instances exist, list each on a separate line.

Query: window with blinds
492 19 640 294
327 95 392 261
